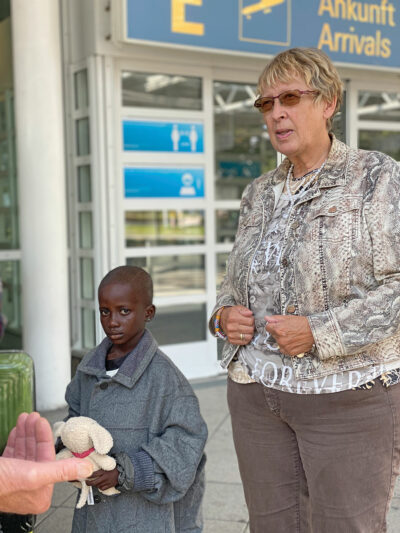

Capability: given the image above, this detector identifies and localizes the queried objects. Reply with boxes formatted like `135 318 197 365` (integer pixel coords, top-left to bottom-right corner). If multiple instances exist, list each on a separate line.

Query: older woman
211 47 400 532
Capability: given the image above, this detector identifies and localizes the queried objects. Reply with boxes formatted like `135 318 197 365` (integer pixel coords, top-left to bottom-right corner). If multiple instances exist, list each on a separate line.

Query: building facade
0 0 399 408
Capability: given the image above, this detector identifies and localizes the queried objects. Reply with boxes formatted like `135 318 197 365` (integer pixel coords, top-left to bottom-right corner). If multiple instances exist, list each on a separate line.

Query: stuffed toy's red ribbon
71 447 95 459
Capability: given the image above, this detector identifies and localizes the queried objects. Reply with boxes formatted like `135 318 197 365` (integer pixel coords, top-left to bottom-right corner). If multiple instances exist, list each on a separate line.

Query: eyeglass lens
255 90 305 113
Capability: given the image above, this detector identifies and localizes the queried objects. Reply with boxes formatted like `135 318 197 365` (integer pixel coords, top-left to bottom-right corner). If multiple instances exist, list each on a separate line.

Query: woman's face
261 76 335 165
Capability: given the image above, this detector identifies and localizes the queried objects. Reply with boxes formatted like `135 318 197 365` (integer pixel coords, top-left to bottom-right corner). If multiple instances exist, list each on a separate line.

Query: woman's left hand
265 315 314 357
86 468 119 491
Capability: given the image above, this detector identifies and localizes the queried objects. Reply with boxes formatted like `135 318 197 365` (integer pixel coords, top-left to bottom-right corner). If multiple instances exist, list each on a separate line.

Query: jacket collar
318 135 349 189
266 135 349 190
77 329 159 389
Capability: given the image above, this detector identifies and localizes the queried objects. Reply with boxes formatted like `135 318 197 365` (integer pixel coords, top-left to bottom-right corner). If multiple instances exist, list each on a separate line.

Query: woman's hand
86 468 119 491
265 315 314 356
221 305 255 345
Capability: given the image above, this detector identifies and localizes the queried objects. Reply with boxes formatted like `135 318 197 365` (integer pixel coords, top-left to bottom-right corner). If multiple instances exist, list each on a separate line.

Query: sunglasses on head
254 89 319 113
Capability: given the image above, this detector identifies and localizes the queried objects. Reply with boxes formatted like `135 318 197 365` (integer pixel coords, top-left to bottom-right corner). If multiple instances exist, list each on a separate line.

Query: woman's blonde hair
257 47 343 131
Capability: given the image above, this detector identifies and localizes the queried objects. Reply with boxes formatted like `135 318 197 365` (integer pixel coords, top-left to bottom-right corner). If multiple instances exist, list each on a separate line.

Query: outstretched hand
0 412 93 515
220 305 255 345
265 315 315 356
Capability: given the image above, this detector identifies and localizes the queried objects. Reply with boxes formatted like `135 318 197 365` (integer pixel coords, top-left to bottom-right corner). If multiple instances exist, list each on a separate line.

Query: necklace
285 160 326 204
289 167 320 194
291 164 325 181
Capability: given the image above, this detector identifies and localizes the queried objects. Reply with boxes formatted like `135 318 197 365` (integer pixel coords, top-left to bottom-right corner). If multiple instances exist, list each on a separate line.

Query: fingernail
77 461 93 478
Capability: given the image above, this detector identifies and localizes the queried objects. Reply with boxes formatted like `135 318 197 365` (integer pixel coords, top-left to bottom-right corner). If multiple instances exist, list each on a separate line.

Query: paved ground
37 375 400 533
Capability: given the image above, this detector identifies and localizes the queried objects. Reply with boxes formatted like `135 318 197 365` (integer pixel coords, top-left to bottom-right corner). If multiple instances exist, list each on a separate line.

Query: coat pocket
310 196 361 243
239 211 261 230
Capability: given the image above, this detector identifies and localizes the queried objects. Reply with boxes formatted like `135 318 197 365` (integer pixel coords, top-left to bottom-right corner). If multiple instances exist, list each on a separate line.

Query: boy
65 266 207 532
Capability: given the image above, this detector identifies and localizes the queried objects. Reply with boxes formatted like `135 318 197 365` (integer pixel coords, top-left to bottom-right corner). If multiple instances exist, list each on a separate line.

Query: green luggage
0 351 36 533
0 351 35 452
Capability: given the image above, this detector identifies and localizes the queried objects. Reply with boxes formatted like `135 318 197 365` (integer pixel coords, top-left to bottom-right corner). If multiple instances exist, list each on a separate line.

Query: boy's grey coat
65 329 207 533
211 136 400 381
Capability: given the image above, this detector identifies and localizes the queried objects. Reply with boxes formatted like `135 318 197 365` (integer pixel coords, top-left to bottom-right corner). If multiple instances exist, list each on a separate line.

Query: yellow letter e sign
172 0 204 36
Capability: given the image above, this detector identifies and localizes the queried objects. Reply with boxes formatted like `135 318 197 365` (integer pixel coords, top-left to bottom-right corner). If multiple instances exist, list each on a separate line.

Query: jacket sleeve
130 390 208 504
64 371 82 418
208 183 253 335
54 373 82 451
308 157 400 360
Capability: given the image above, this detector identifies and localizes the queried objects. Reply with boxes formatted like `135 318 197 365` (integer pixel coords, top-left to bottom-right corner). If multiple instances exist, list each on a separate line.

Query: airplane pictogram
241 0 285 19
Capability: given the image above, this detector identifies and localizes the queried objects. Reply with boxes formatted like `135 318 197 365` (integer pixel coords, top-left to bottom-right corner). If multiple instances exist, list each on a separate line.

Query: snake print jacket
211 136 400 381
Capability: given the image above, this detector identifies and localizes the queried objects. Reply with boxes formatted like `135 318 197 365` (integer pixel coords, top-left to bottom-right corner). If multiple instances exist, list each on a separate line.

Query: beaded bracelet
214 307 227 340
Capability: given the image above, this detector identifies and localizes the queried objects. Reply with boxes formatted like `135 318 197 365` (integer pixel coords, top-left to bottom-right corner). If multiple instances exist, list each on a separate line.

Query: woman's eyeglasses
254 90 319 113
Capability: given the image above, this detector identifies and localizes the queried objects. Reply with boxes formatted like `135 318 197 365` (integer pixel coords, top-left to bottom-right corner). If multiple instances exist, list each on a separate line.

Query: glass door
0 89 22 349
116 61 219 378
355 82 400 160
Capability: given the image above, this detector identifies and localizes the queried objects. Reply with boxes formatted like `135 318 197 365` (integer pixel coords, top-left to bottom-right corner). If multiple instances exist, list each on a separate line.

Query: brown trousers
227 377 400 533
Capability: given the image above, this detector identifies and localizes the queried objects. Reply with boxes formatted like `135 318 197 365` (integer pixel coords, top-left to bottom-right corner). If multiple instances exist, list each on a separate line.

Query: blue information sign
123 120 204 153
123 0 400 69
124 167 205 198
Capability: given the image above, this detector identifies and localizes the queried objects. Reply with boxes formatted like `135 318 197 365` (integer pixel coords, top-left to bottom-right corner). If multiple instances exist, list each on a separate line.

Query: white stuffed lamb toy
54 416 120 509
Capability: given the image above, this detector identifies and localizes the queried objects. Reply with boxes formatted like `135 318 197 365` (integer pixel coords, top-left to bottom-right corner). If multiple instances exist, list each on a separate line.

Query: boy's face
98 281 155 355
